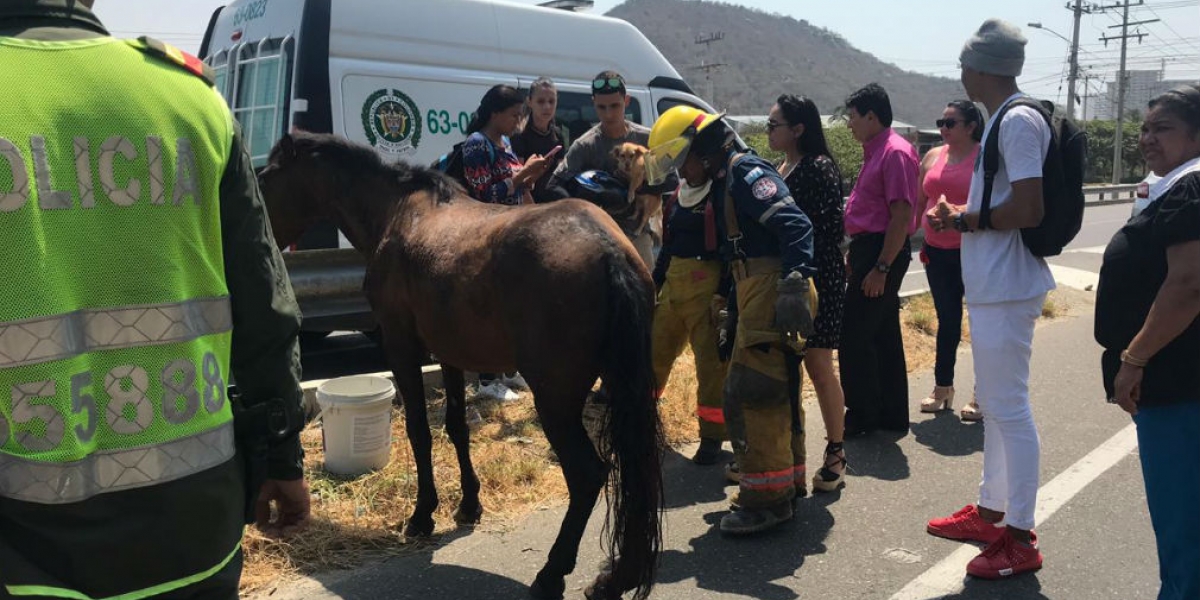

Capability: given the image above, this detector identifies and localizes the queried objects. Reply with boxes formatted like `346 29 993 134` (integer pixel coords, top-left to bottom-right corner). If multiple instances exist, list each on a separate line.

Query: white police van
199 0 711 332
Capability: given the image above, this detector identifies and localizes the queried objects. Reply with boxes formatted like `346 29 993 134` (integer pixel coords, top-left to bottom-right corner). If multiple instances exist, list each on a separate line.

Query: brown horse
258 132 664 600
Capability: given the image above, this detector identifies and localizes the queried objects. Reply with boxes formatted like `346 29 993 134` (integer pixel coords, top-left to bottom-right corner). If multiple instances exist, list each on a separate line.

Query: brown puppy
611 142 662 236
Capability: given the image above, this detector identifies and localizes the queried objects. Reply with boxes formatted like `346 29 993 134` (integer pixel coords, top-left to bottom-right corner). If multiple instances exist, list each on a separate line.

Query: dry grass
241 378 699 596
242 289 1068 595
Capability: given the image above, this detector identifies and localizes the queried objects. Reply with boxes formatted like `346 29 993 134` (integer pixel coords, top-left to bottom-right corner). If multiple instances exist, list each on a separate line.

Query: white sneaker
476 381 519 402
502 372 529 391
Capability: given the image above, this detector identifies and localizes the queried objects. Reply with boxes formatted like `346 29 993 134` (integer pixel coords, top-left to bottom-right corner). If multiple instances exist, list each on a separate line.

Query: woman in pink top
918 100 982 420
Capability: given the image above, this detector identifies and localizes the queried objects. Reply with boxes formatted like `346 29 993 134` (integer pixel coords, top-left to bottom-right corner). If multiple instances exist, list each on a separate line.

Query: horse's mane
283 131 459 204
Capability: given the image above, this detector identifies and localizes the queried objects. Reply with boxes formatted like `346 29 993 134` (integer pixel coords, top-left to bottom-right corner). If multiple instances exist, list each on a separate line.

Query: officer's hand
716 308 735 363
709 294 727 330
256 478 312 539
774 272 815 341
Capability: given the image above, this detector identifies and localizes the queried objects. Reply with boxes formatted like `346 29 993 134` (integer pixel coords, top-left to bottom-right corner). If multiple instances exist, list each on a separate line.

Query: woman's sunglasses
936 118 964 129
766 120 787 131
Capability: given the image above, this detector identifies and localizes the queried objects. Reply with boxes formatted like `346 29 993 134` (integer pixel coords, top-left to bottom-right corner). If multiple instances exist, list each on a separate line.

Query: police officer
0 2 309 598
647 106 817 534
650 174 731 465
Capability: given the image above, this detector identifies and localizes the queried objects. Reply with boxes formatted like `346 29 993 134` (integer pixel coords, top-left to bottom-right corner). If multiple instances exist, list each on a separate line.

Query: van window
554 91 641 143
207 38 294 167
657 97 705 116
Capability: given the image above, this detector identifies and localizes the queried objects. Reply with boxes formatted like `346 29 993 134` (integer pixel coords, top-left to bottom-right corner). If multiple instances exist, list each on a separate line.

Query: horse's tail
599 251 664 600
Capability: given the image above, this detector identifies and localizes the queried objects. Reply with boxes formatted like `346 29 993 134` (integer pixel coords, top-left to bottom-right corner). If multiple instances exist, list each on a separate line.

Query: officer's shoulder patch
751 177 779 200
128 36 215 86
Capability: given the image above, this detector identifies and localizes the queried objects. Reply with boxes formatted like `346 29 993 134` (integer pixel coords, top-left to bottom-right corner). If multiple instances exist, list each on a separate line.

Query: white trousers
968 294 1045 531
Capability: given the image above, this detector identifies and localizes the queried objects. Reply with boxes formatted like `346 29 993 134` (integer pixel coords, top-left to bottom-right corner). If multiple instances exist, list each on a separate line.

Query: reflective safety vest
0 36 238 598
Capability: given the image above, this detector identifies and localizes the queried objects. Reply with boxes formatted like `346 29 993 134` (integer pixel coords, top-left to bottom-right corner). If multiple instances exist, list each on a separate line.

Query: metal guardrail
1086 183 1139 202
282 248 375 332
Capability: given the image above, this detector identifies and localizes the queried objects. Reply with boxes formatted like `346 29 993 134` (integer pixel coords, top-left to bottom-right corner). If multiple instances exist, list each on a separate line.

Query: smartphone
544 145 563 160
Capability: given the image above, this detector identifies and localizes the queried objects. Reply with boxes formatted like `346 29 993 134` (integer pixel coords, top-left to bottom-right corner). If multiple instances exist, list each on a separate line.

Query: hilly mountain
606 0 965 126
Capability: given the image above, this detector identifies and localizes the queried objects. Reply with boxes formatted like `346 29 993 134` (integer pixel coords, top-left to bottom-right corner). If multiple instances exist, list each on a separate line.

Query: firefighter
647 106 818 534
0 1 309 597
651 171 730 465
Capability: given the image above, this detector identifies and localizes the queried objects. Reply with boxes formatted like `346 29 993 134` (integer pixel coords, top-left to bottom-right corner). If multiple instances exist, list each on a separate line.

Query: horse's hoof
453 502 483 525
583 573 616 600
402 516 435 538
529 572 564 600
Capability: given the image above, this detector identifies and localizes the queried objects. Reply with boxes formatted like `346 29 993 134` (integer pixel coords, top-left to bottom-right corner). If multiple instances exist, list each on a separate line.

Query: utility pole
1096 0 1156 183
694 32 725 109
1065 0 1091 121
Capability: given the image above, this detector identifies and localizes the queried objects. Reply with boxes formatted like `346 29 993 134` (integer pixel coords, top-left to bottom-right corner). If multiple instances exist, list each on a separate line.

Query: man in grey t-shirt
548 70 675 266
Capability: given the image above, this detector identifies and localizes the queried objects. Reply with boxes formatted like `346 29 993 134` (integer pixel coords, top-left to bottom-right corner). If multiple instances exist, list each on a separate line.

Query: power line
1142 2 1200 55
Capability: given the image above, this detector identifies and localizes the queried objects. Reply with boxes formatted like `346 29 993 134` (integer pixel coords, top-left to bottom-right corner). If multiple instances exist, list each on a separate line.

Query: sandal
920 386 955 413
960 400 983 422
812 441 847 493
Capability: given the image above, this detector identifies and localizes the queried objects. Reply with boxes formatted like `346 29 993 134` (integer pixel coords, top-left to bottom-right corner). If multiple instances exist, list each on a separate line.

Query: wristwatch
874 261 891 274
953 213 971 233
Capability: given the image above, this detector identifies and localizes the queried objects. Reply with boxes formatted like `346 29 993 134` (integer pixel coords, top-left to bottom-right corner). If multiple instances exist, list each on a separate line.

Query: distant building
1091 70 1198 121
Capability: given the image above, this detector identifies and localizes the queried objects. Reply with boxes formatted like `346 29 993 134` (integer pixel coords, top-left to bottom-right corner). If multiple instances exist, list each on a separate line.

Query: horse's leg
529 387 607 600
381 324 439 538
441 364 482 525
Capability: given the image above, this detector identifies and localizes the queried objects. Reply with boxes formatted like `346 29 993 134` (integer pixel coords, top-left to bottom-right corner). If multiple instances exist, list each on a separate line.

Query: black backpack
979 97 1087 257
432 141 469 189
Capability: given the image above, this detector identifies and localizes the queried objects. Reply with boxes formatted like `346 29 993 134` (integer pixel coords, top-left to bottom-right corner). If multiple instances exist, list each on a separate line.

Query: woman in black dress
767 95 848 492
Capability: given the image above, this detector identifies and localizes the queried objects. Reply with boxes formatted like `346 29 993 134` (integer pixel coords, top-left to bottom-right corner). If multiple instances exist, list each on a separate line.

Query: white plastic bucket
316 375 395 476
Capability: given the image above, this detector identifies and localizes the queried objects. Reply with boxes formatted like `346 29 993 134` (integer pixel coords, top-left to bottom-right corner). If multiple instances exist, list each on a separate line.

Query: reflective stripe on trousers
0 297 231 369
0 420 235 504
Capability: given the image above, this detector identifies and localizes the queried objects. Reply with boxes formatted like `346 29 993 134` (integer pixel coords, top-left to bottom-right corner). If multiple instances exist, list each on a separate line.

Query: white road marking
1064 245 1108 255
1048 264 1100 291
889 424 1139 600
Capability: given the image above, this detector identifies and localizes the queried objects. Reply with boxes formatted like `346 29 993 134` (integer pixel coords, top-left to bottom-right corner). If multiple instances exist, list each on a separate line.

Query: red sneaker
967 531 1043 579
926 505 1005 544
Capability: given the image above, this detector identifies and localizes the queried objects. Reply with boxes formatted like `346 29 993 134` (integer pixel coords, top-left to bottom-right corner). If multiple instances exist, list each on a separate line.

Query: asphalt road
898 200 1129 296
271 199 1160 600
273 298 1157 600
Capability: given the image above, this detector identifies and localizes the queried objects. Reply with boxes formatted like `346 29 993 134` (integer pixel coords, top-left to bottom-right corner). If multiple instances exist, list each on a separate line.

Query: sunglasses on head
592 77 624 91
936 118 963 129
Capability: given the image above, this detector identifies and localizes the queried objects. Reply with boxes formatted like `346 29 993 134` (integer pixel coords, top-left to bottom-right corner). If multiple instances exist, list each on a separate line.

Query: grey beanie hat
960 19 1027 77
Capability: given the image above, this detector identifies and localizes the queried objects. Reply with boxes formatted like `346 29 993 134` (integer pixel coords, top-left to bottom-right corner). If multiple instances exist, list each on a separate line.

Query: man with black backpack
925 18 1085 581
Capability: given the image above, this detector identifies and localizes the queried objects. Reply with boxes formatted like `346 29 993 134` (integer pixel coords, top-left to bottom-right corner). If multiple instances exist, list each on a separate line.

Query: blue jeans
1133 401 1200 600
923 244 963 387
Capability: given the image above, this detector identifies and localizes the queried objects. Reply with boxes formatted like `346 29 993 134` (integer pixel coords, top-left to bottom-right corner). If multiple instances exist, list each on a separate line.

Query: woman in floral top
462 84 549 206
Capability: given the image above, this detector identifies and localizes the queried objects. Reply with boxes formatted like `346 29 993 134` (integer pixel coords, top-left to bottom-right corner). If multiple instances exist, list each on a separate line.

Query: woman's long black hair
466 84 525 135
777 94 839 171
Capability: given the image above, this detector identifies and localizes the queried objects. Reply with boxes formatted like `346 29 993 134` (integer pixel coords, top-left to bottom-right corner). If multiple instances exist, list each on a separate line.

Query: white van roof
328 0 688 88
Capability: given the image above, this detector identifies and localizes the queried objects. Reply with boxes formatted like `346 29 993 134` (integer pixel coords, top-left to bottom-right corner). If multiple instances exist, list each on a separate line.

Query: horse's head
258 132 338 250
259 131 463 254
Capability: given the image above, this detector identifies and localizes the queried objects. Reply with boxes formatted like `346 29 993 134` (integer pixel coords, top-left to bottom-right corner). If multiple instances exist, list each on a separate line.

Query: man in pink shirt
840 83 920 436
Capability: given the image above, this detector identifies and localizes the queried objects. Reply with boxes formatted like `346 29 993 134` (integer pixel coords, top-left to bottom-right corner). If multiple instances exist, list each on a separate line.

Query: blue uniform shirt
661 197 720 261
714 152 816 278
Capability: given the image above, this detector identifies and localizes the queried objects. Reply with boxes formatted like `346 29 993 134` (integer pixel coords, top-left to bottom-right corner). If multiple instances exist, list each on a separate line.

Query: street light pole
1067 0 1084 121
1027 20 1081 120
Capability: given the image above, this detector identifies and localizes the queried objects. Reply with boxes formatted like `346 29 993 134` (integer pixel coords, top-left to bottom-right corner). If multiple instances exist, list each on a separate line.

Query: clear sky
93 0 1200 105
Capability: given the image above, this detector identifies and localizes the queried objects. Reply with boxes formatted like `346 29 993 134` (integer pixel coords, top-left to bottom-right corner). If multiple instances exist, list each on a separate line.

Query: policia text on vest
0 135 201 210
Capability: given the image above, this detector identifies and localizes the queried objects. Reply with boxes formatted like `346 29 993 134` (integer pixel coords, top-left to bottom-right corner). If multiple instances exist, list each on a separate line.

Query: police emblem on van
362 89 422 156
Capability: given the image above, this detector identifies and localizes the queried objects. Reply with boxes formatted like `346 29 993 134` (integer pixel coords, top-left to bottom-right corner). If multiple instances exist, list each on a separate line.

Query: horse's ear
277 132 297 159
